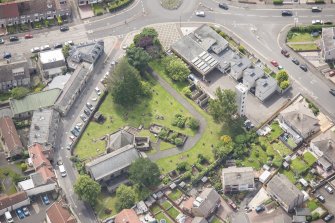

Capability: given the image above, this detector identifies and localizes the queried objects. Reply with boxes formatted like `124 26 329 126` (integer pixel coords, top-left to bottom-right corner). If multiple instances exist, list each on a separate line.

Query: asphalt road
2 1 335 222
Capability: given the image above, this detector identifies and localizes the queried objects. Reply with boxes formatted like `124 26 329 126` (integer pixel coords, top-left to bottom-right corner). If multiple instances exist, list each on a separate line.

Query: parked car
69 135 75 141
330 89 335 96
22 207 30 216
86 102 94 111
71 129 79 137
312 19 323 25
60 25 69 32
325 184 334 194
0 38 4 44
219 2 229 9
292 57 299 65
95 87 101 96
330 70 335 77
281 10 293 16
324 214 334 222
40 45 51 51
195 11 205 17
324 21 333 25
84 109 91 116
16 208 25 219
80 114 87 122
270 60 279 67
74 125 81 132
281 49 290 57
299 64 308 72
24 34 33 39
9 36 19 42
42 194 50 205
91 97 97 101
64 40 74 46
3 52 11 59
317 194 325 203
255 205 265 213
76 122 83 127
312 6 322 12
31 47 40 53
278 65 284 70
54 43 63 49
228 201 237 211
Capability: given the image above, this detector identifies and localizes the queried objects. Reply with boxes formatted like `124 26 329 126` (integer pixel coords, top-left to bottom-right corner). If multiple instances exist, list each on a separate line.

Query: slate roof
69 40 104 64
194 188 220 217
0 3 19 19
46 200 76 223
322 28 335 54
267 174 303 208
10 89 61 116
192 217 208 223
222 166 254 186
0 58 30 83
0 192 28 211
19 0 56 16
85 145 140 181
311 129 335 161
255 76 277 94
0 116 23 155
115 209 140 223
107 130 134 152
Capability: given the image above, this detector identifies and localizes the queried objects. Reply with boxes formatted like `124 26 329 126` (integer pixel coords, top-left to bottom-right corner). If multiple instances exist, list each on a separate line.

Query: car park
300 64 308 72
330 89 335 96
3 52 11 59
270 60 279 67
31 47 41 53
255 205 265 213
5 211 14 223
9 36 19 42
219 2 229 9
324 213 334 222
281 49 290 57
40 45 51 51
195 11 205 17
281 10 293 16
312 6 322 12
76 122 83 127
24 34 33 39
317 194 325 203
42 194 50 205
0 38 4 44
22 207 30 216
16 208 25 219
292 58 299 65
54 43 63 49
95 87 101 96
325 184 334 194
60 25 69 32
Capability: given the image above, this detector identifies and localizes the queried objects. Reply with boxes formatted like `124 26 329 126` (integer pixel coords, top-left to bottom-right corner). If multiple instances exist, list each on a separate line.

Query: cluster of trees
74 175 101 206
162 56 190 82
11 87 30 99
133 27 162 59
276 70 290 90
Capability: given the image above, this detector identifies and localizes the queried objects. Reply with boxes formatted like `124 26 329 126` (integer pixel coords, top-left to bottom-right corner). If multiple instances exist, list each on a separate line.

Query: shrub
182 86 192 98
273 0 283 4
141 81 152 97
108 0 134 12
311 213 320 221
175 138 183 146
238 45 246 54
187 117 200 130
177 162 189 172
158 128 169 139
197 154 208 164
171 114 187 128
168 132 179 143
280 80 290 90
180 171 192 181
20 163 28 172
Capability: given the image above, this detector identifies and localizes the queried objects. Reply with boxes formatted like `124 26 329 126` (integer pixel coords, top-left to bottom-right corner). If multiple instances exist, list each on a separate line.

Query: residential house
230 56 251 80
0 0 71 28
115 209 141 223
310 129 335 171
78 0 102 6
18 172 57 196
221 166 255 193
321 27 335 62
255 76 277 102
46 199 76 223
0 116 23 159
242 67 264 90
39 49 66 79
0 58 31 91
29 109 60 150
10 88 61 119
0 192 30 216
279 102 320 140
267 174 304 212
191 188 221 218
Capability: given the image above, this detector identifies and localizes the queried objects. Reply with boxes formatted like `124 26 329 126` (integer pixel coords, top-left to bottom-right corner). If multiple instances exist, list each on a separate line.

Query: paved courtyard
152 23 183 51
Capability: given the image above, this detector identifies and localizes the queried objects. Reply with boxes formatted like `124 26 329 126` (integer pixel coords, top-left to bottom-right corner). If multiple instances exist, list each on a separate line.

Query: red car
271 60 279 67
24 34 33 39
329 70 335 77
281 49 290 57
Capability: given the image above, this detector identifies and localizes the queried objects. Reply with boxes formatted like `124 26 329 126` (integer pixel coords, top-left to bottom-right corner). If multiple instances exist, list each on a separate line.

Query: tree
74 175 101 206
187 117 200 130
11 87 30 99
115 184 136 212
208 88 237 126
140 81 152 97
109 58 143 107
276 70 289 83
129 158 160 188
126 46 151 71
182 86 192 98
164 57 190 81
62 45 70 58
280 80 290 90
212 140 234 160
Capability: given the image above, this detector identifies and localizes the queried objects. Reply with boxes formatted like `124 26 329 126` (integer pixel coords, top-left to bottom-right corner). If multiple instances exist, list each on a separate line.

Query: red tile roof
0 3 19 19
115 209 141 223
0 192 28 210
46 200 76 223
37 165 56 183
182 197 195 211
0 116 23 155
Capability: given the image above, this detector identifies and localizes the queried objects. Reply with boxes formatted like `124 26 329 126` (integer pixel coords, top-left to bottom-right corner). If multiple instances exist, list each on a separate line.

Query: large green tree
126 46 151 71
73 175 101 206
129 158 160 188
213 140 234 160
162 56 190 81
115 184 136 212
11 87 30 99
276 70 289 83
109 58 143 107
208 88 237 126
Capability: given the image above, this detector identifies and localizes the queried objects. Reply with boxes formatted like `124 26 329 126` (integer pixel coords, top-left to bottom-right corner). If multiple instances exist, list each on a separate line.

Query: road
2 1 335 222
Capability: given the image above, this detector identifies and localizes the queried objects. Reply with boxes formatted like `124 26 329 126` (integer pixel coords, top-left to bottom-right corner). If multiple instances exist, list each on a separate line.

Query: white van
59 165 67 177
5 211 14 223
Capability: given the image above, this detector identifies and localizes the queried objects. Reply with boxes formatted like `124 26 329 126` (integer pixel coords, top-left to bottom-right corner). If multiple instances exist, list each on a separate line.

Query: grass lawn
263 67 272 75
161 200 172 210
75 77 194 159
0 92 11 101
289 43 319 51
287 137 297 149
307 199 319 212
95 193 117 219
168 189 182 201
211 216 223 223
150 60 240 174
159 141 175 151
269 121 283 141
280 169 296 183
92 3 105 15
291 158 308 175
241 144 268 170
287 32 320 42
167 206 180 219
155 212 172 223
272 141 292 156
303 152 317 167
150 204 161 214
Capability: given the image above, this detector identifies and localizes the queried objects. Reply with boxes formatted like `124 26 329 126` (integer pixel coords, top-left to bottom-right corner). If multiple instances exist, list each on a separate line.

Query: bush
11 87 30 99
311 213 320 221
141 81 152 97
108 0 134 12
187 117 200 130
180 171 192 181
197 154 208 164
158 128 169 139
175 138 183 146
20 163 28 172
171 114 187 128
280 80 290 90
182 86 192 98
177 161 189 172
238 45 246 54
273 0 283 4
168 132 178 143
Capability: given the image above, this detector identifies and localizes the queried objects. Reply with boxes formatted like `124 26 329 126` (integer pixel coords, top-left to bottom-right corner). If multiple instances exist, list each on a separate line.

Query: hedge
108 0 134 12
273 0 283 4
290 25 335 34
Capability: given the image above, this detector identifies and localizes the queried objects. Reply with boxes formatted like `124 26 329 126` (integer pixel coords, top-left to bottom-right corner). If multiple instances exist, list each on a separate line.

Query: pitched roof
311 129 335 161
37 165 56 183
85 145 140 181
322 27 335 54
115 209 141 223
0 3 19 19
46 200 76 223
0 116 23 155
0 58 30 83
10 89 61 116
222 166 254 186
280 103 319 136
28 143 50 169
267 174 303 207
194 188 220 216
0 192 28 210
192 217 208 223
107 130 134 152
19 0 56 16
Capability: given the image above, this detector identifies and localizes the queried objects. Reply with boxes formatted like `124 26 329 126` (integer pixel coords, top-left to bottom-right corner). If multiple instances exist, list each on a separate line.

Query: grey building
267 174 304 212
243 67 264 89
255 76 277 101
221 166 255 193
0 58 31 91
107 130 135 153
230 56 251 80
191 188 221 218
321 27 335 62
192 217 208 223
29 109 60 150
39 49 66 79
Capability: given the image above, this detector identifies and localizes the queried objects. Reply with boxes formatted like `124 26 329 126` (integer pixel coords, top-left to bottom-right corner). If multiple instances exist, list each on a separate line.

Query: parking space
317 184 335 222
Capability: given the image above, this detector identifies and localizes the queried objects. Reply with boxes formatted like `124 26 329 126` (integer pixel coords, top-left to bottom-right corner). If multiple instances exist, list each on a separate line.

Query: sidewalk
223 0 335 9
